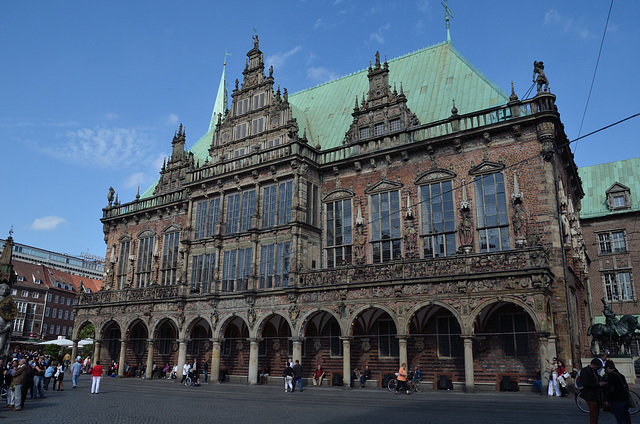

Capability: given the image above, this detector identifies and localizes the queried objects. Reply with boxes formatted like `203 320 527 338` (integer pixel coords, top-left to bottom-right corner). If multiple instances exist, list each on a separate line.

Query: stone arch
72 319 96 341
153 317 179 359
218 314 251 377
299 308 343 339
215 313 250 340
469 297 540 334
300 308 344 369
185 316 213 358
125 318 149 357
149 316 179 339
100 320 122 363
469 298 540 383
405 301 465 372
348 303 399 336
403 301 463 335
255 312 292 339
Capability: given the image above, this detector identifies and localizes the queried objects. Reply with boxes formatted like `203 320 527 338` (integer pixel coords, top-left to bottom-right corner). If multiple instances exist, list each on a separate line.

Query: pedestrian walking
71 358 83 388
292 360 303 392
580 358 606 424
55 362 65 391
395 363 409 395
33 357 47 399
283 361 293 392
44 362 55 391
91 361 103 394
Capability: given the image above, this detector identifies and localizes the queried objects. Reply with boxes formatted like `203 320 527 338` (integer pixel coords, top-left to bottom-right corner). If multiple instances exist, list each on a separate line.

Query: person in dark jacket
292 360 303 392
581 358 606 424
604 360 632 424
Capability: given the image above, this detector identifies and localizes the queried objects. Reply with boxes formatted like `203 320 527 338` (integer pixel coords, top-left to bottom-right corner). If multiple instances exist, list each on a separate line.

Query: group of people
394 363 422 395
1 351 104 412
580 352 633 424
282 358 303 392
546 357 570 397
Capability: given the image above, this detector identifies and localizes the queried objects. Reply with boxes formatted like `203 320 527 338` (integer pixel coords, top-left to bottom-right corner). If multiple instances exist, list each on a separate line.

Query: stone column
462 336 475 393
292 338 303 365
540 335 552 390
342 337 351 389
145 339 155 380
177 340 187 378
248 338 259 385
397 335 408 368
71 339 79 362
93 339 102 363
211 339 221 384
118 339 127 377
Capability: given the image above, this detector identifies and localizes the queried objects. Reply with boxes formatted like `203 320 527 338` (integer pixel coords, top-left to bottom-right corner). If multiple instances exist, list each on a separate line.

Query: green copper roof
209 64 227 132
289 42 508 150
142 42 508 199
578 157 640 219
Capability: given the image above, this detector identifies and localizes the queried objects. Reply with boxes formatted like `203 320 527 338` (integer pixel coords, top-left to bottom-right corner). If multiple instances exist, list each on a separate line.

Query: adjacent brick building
74 37 589 391
579 158 640 355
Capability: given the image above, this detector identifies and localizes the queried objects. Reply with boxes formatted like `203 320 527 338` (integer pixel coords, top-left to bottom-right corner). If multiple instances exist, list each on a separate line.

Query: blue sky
1 0 638 260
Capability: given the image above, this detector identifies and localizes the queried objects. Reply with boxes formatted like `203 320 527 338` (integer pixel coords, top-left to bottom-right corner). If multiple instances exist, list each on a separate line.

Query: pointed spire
442 0 454 43
405 194 414 219
512 172 523 202
509 81 519 102
136 186 140 200
355 204 364 226
209 57 228 132
451 99 458 116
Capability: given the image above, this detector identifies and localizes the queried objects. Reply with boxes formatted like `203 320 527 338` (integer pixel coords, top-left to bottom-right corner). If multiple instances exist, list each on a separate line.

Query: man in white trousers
91 361 103 394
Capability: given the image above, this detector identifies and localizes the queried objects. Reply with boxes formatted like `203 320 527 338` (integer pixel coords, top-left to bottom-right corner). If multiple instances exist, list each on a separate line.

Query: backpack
574 369 583 390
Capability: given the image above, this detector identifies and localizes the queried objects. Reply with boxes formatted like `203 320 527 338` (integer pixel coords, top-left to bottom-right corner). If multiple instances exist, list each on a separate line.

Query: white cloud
416 0 430 13
123 172 149 189
544 9 595 39
307 67 339 84
105 113 118 120
166 113 179 125
314 18 325 29
31 216 66 231
37 125 157 169
265 46 302 70
370 23 391 44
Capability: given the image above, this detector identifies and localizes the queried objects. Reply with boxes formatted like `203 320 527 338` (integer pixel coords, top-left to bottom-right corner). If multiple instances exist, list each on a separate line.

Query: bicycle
387 376 422 393
575 389 640 415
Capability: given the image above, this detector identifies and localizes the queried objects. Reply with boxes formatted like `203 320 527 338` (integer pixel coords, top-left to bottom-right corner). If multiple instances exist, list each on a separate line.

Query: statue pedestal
581 357 635 384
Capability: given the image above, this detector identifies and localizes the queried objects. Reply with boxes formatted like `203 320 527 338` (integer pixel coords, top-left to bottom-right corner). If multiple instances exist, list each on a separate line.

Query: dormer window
606 182 631 211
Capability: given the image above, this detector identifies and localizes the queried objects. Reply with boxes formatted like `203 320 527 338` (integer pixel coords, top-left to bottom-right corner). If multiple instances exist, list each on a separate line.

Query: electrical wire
574 0 614 155
356 112 640 232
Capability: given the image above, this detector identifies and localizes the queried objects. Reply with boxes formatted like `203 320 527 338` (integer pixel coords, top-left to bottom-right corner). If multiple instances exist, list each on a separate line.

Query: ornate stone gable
468 161 505 176
322 188 355 202
364 179 403 195
414 169 456 185
343 52 419 145
153 124 195 196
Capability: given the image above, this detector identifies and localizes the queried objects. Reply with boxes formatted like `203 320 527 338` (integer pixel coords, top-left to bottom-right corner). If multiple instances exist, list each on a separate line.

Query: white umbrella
78 338 93 347
38 338 73 347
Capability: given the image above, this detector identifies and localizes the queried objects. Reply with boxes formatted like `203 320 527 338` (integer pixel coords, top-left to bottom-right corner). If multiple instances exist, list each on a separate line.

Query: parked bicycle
575 389 640 415
387 374 422 394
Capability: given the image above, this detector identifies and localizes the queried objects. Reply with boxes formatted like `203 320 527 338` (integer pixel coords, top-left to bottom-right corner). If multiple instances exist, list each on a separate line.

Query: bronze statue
533 61 549 93
588 299 639 355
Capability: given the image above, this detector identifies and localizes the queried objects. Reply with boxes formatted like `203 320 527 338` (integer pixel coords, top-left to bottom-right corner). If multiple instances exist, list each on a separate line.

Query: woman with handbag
603 360 632 424
556 359 570 397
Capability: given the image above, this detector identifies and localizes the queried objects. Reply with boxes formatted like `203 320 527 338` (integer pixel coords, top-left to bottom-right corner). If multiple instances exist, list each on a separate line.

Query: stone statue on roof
533 61 549 93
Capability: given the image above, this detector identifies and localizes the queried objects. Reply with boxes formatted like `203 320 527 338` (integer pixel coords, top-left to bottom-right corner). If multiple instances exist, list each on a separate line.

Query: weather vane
223 49 232 66
441 1 454 43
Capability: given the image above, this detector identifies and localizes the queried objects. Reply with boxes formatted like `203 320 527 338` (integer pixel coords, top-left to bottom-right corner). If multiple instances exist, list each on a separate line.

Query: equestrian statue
588 298 640 356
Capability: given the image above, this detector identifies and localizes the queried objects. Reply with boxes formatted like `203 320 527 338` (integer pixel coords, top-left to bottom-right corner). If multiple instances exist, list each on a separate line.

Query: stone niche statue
588 298 640 356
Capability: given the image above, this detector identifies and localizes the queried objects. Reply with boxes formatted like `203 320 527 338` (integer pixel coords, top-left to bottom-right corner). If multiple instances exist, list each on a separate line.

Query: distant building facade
9 259 101 348
579 158 640 356
0 239 104 280
74 38 588 391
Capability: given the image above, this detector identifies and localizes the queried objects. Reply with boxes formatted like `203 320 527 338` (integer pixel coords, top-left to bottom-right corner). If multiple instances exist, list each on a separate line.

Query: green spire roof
209 63 227 132
578 157 640 219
